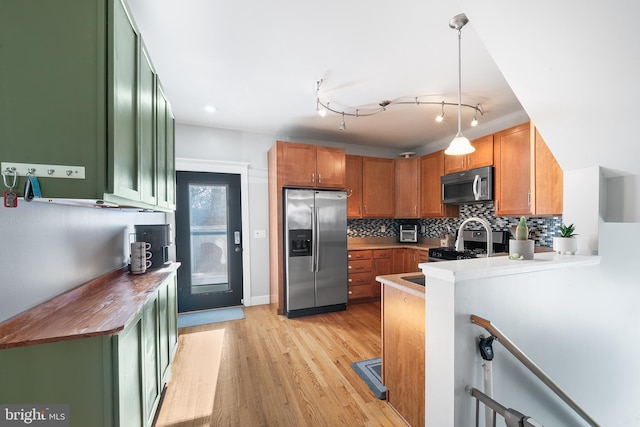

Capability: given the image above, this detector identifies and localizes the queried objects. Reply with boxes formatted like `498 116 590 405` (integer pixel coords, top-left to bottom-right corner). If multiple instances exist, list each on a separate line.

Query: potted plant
553 223 578 254
509 216 535 260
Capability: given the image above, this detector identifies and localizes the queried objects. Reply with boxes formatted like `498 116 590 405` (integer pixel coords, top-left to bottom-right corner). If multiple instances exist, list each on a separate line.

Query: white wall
0 202 167 322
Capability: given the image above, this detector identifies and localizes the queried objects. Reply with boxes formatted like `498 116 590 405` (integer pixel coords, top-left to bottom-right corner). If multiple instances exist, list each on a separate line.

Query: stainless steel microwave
441 166 493 204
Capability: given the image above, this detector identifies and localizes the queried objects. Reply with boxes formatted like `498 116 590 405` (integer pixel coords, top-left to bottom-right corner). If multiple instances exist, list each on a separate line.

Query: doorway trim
176 157 252 306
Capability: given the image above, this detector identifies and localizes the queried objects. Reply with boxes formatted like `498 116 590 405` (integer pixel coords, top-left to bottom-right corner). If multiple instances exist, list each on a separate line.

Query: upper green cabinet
0 0 175 211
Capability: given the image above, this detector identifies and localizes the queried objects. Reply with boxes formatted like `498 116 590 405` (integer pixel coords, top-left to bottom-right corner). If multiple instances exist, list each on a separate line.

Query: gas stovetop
428 247 479 261
429 230 511 261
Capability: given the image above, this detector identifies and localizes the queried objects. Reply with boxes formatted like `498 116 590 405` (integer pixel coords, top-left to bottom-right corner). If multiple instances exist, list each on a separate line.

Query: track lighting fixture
444 13 476 156
339 112 346 131
435 101 445 123
314 79 484 131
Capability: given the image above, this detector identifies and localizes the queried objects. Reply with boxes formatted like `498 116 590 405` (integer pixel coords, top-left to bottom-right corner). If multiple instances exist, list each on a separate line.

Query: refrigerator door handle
314 206 320 272
310 207 316 272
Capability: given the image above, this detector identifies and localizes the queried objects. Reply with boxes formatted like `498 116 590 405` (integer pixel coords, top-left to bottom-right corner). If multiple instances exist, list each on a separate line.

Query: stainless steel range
428 230 509 261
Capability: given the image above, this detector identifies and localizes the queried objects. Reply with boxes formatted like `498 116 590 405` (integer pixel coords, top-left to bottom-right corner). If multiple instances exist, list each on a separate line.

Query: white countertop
419 252 601 282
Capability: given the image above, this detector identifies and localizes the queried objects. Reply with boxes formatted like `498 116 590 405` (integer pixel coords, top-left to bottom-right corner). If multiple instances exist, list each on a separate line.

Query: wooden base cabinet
0 273 178 427
347 250 374 301
382 283 425 427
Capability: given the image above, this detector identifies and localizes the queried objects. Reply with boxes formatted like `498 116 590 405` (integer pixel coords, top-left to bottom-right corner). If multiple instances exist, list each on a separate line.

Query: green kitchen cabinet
0 273 178 427
156 83 177 210
0 0 175 211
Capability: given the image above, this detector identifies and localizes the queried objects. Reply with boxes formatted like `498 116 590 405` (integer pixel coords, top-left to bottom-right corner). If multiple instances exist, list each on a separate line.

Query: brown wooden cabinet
280 142 346 189
493 123 563 216
347 250 374 301
392 248 422 274
346 155 364 218
534 128 563 215
493 123 534 216
372 249 393 298
444 134 494 174
268 141 346 314
395 157 420 218
382 283 425 427
419 150 459 218
362 156 395 218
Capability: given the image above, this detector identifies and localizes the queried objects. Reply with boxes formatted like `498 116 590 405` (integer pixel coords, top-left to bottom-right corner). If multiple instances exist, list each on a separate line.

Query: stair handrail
467 386 544 427
470 314 600 427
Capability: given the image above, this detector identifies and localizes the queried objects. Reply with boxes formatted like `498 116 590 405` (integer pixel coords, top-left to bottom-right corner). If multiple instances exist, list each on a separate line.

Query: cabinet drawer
348 259 373 273
348 250 372 260
418 250 429 263
373 249 393 259
348 284 373 300
348 272 373 286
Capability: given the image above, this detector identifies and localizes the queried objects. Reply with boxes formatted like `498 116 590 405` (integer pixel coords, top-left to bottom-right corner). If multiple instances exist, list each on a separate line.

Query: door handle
234 231 241 245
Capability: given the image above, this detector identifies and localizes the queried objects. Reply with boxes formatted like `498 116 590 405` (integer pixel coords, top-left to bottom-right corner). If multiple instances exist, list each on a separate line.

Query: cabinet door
316 146 346 189
392 249 405 274
346 155 363 218
534 128 563 215
404 248 420 273
116 318 144 427
282 143 317 186
142 296 160 426
372 255 392 298
420 151 459 218
395 157 419 218
166 109 176 210
111 0 141 201
167 273 178 361
158 281 170 382
156 84 169 208
494 123 533 216
139 44 157 206
467 134 494 170
362 157 395 218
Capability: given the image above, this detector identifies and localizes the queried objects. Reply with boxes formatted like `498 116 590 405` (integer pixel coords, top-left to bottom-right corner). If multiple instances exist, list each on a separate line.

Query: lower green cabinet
0 273 178 427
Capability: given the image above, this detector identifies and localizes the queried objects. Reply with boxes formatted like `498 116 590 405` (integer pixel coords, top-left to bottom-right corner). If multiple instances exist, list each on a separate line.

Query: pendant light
445 13 476 156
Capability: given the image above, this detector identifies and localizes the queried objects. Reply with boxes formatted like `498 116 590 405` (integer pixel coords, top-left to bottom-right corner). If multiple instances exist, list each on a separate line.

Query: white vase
509 239 534 260
553 237 577 255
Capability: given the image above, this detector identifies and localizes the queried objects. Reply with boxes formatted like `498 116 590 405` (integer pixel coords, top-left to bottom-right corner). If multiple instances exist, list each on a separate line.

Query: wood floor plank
154 302 408 427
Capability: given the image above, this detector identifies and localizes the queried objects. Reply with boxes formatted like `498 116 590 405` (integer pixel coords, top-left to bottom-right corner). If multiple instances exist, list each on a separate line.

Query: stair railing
470 314 600 427
467 386 544 427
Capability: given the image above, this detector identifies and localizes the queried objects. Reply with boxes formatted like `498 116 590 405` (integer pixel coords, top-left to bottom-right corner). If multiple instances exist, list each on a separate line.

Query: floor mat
351 357 387 399
178 307 245 328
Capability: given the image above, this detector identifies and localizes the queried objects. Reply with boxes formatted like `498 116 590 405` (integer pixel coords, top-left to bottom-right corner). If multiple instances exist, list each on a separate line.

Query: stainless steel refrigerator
284 189 348 318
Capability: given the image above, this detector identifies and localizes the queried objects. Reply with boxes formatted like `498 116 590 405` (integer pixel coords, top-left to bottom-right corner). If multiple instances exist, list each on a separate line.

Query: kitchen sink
401 275 425 286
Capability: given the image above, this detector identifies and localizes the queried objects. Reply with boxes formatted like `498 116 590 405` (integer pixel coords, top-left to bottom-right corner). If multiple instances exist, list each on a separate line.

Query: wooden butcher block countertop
0 262 180 350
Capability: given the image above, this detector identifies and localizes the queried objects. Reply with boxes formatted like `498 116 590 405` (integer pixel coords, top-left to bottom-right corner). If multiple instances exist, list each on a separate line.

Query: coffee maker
134 224 172 269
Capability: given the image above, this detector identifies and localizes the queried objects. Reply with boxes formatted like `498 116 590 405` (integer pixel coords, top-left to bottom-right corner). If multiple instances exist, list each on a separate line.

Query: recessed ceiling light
204 105 217 113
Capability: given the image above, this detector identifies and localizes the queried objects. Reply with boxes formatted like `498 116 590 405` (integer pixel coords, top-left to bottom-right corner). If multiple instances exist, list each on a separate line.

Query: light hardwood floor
154 302 408 426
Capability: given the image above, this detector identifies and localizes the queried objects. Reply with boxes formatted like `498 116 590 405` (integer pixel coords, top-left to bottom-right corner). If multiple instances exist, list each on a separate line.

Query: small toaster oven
399 224 418 243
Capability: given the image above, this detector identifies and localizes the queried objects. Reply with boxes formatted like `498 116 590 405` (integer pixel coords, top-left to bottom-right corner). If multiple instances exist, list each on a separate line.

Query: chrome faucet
455 217 493 257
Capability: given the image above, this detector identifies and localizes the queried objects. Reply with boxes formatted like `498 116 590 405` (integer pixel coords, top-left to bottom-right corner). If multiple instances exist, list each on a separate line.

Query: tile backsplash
347 202 562 247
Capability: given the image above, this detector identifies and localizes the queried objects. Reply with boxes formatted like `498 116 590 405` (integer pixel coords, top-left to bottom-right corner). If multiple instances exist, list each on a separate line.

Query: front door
175 171 243 312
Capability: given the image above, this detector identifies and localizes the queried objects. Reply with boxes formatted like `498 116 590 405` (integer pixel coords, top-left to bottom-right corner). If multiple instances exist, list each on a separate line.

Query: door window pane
189 183 229 294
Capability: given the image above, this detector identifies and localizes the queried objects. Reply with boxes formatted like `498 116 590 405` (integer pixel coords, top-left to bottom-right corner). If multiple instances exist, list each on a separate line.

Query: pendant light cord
456 29 463 137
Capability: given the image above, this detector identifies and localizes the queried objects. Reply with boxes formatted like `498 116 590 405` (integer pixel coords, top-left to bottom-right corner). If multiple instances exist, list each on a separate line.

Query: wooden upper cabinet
419 150 459 218
395 157 419 218
346 155 364 218
362 156 395 218
493 123 534 216
316 146 346 188
281 142 345 189
444 134 494 174
534 128 563 216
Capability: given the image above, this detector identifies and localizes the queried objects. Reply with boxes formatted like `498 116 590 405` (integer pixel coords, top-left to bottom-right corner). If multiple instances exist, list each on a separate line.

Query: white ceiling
125 0 527 151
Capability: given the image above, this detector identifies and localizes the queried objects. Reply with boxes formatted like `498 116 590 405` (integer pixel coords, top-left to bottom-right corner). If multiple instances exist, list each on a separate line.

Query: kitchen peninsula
416 253 601 425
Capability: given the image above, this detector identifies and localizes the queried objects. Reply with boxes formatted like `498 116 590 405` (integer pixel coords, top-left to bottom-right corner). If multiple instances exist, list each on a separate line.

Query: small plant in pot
553 223 578 254
509 217 535 260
